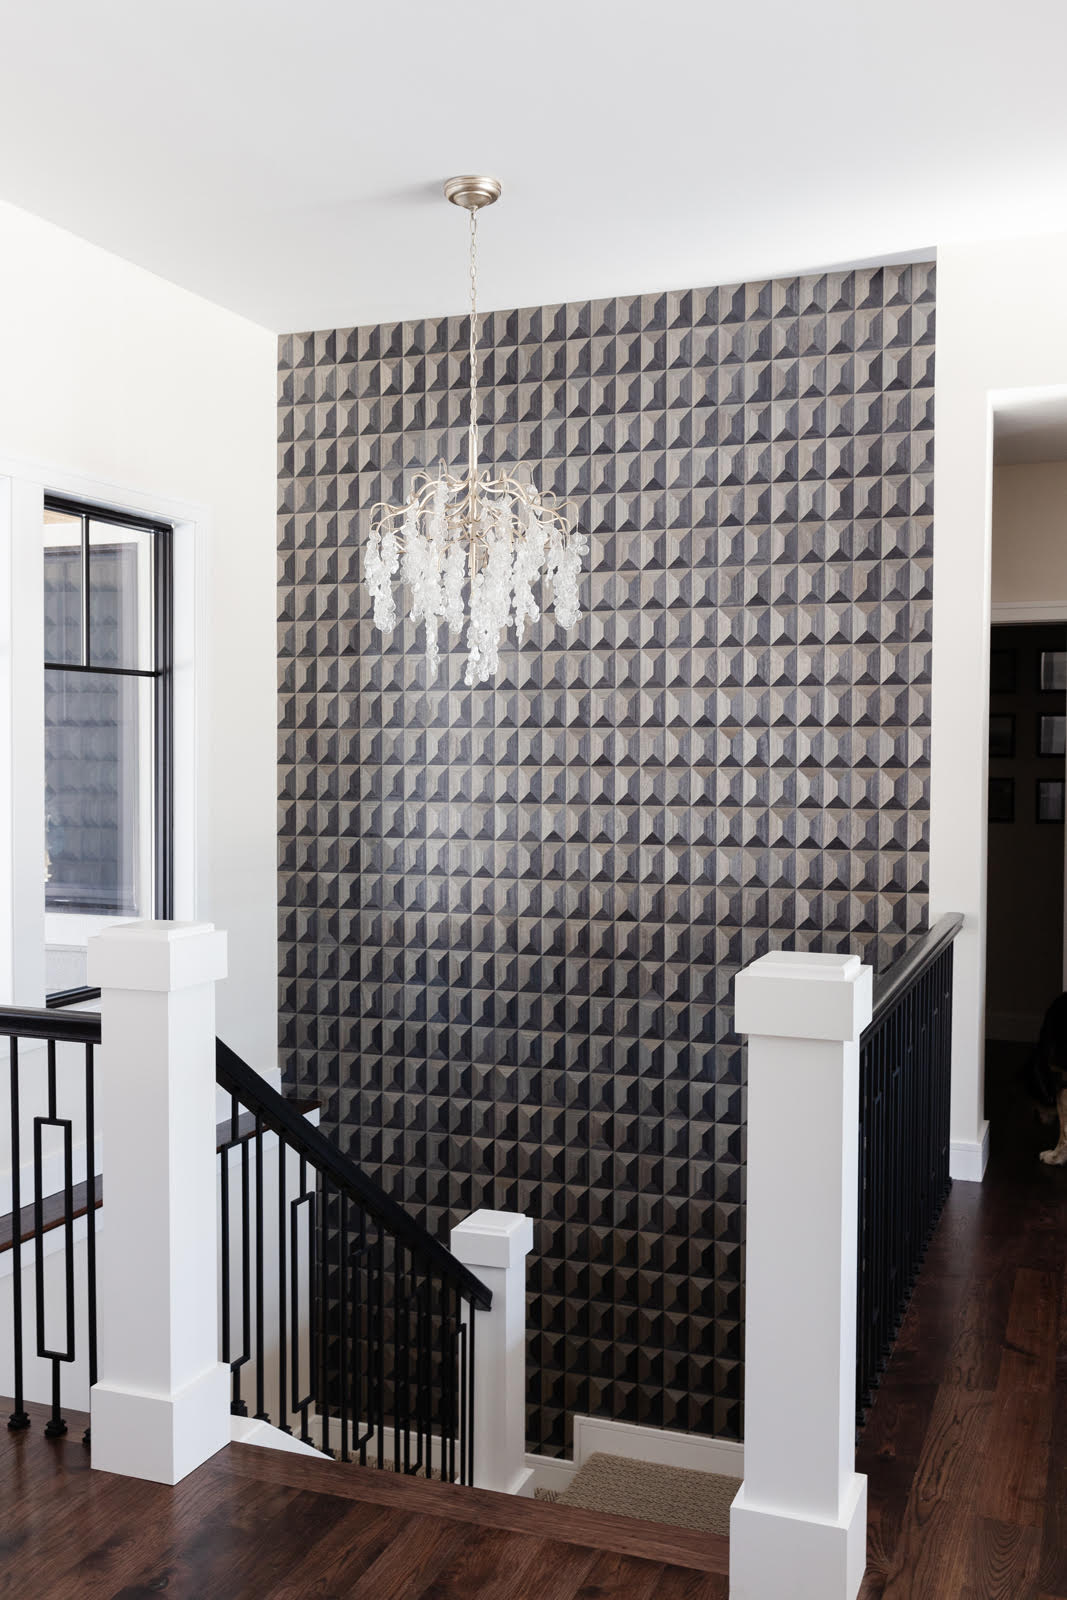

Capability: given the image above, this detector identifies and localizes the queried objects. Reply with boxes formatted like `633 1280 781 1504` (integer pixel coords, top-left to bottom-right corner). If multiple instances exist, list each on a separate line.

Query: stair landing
1 1396 728 1598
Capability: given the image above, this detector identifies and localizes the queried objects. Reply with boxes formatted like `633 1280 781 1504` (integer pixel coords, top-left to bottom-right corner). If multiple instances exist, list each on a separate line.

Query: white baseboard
950 1121 990 1183
522 1452 579 1495
524 1416 744 1496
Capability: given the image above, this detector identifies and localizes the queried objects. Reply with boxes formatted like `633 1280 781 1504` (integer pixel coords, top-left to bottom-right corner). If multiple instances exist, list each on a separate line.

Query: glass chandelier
365 175 588 687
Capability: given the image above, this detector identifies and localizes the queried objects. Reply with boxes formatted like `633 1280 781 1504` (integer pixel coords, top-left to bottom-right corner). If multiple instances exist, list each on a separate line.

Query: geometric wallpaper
277 261 935 1454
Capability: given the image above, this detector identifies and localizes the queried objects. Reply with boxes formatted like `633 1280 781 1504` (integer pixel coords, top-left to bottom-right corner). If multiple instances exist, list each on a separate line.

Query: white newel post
730 951 873 1600
450 1208 534 1496
87 921 230 1485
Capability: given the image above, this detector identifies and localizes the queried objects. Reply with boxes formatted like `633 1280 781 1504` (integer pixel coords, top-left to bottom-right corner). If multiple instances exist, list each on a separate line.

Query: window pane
88 520 155 670
44 509 83 665
45 670 155 916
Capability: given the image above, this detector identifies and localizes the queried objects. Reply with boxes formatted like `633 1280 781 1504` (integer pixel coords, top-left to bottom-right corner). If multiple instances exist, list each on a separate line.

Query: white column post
87 921 230 1485
730 951 873 1600
450 1208 534 1496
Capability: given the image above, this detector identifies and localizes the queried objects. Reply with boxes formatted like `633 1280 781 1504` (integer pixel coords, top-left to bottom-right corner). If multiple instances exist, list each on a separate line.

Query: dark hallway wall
277 263 935 1454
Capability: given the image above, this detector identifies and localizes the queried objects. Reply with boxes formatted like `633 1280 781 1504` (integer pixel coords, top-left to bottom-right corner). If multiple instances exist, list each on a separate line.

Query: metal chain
468 207 479 481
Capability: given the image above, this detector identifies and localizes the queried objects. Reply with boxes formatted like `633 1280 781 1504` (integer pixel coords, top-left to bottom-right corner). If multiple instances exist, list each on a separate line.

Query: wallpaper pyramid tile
277 261 934 1455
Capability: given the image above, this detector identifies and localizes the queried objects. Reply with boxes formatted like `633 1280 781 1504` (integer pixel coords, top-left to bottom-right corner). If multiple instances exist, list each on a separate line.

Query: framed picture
1037 780 1065 823
990 649 1016 694
1039 650 1067 693
989 776 1014 823
989 714 1015 759
1039 714 1067 757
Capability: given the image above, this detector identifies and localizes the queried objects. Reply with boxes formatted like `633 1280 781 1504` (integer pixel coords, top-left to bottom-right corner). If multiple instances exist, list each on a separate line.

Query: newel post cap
87 921 228 993
734 950 873 1043
451 1209 534 1271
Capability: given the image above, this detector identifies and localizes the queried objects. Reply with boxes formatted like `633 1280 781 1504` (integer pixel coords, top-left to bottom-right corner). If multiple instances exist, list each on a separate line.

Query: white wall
0 198 278 1072
933 233 1067 1176
992 461 1067 608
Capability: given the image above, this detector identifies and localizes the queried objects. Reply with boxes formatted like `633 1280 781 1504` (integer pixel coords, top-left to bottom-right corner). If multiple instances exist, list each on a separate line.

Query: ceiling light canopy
365 175 588 687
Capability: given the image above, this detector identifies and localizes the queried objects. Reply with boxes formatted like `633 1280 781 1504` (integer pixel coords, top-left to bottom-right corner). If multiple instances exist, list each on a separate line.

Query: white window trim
0 454 210 1005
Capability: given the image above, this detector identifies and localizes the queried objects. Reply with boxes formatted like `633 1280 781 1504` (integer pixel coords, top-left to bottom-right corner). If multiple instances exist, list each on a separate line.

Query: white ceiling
1 0 1066 334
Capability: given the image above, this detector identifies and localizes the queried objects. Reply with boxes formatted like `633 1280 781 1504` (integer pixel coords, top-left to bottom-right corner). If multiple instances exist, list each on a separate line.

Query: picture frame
988 776 1014 823
1037 780 1065 824
990 649 1016 695
1038 714 1066 758
1039 650 1067 693
989 713 1015 759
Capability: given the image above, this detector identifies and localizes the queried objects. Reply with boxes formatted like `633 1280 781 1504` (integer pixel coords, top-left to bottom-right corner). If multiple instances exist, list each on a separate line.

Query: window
43 496 172 930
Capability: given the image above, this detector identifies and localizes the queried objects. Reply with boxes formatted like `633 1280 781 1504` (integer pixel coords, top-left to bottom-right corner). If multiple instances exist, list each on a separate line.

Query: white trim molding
991 601 1067 624
522 1416 744 1500
950 1122 990 1183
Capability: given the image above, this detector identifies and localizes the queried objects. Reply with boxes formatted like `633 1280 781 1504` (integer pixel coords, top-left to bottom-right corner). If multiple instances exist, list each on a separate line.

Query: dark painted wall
277 262 934 1454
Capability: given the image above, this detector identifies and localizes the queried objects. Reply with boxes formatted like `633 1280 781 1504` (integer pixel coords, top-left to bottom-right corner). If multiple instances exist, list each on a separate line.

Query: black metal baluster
254 1115 267 1421
339 1199 350 1462
354 1212 368 1467
393 1243 402 1473
277 1132 289 1434
220 1121 233 1405
379 1228 388 1465
466 1291 475 1487
290 1157 316 1445
8 1038 29 1431
446 1283 457 1484
237 1125 251 1416
36 1042 72 1438
320 1180 332 1459
83 1041 96 1447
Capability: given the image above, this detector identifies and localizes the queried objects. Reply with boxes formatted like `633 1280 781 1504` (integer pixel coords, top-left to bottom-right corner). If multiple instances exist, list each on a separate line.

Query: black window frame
43 492 174 942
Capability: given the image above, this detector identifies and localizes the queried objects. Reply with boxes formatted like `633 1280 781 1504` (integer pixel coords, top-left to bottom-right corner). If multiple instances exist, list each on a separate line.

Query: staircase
1 916 965 1600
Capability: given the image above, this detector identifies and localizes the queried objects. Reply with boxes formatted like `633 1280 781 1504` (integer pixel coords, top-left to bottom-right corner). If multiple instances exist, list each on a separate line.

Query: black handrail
871 913 964 1024
215 1040 491 1312
46 986 102 1010
0 1005 101 1044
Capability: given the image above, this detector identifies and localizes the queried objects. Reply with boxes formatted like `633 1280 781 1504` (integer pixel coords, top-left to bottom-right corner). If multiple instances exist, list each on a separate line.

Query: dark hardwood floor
0 1399 728 1598
4 1039 1064 1597
858 1041 1067 1598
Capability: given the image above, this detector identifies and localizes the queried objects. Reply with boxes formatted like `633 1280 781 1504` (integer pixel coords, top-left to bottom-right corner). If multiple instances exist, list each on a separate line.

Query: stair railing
0 1003 100 1442
1 920 533 1494
729 918 964 1600
215 1038 492 1481
856 913 961 1427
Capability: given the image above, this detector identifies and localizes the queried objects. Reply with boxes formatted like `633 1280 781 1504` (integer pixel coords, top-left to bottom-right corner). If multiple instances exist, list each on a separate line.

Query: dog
1026 992 1067 1164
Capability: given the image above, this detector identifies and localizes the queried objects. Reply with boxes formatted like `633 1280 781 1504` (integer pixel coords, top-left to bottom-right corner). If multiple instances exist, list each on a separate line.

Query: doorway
986 622 1067 1043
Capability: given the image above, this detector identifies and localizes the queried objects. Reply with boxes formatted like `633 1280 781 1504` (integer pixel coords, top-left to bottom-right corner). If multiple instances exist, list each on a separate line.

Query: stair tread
227 1443 730 1574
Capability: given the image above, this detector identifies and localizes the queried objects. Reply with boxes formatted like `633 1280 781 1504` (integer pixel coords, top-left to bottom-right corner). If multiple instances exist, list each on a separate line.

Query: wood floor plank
978 1384 1053 1528
571 1548 666 1600
945 1273 1014 1392
413 1526 551 1600
957 1516 1041 1600
1038 1356 1067 1594
219 1497 403 1599
342 1513 493 1600
419 1535 601 1600
857 1379 940 1498
879 1383 993 1598
225 1445 731 1574
646 1564 729 1599
998 1268 1060 1392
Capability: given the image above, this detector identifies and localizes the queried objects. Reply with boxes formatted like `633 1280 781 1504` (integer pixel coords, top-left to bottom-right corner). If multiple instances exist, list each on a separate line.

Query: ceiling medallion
365 175 588 686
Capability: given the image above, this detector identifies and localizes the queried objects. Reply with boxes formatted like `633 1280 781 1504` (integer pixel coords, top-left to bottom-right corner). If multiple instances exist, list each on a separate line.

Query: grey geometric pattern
276 263 934 1456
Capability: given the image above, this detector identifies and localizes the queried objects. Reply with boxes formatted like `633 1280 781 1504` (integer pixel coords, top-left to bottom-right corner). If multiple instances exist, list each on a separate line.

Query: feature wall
278 262 935 1453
